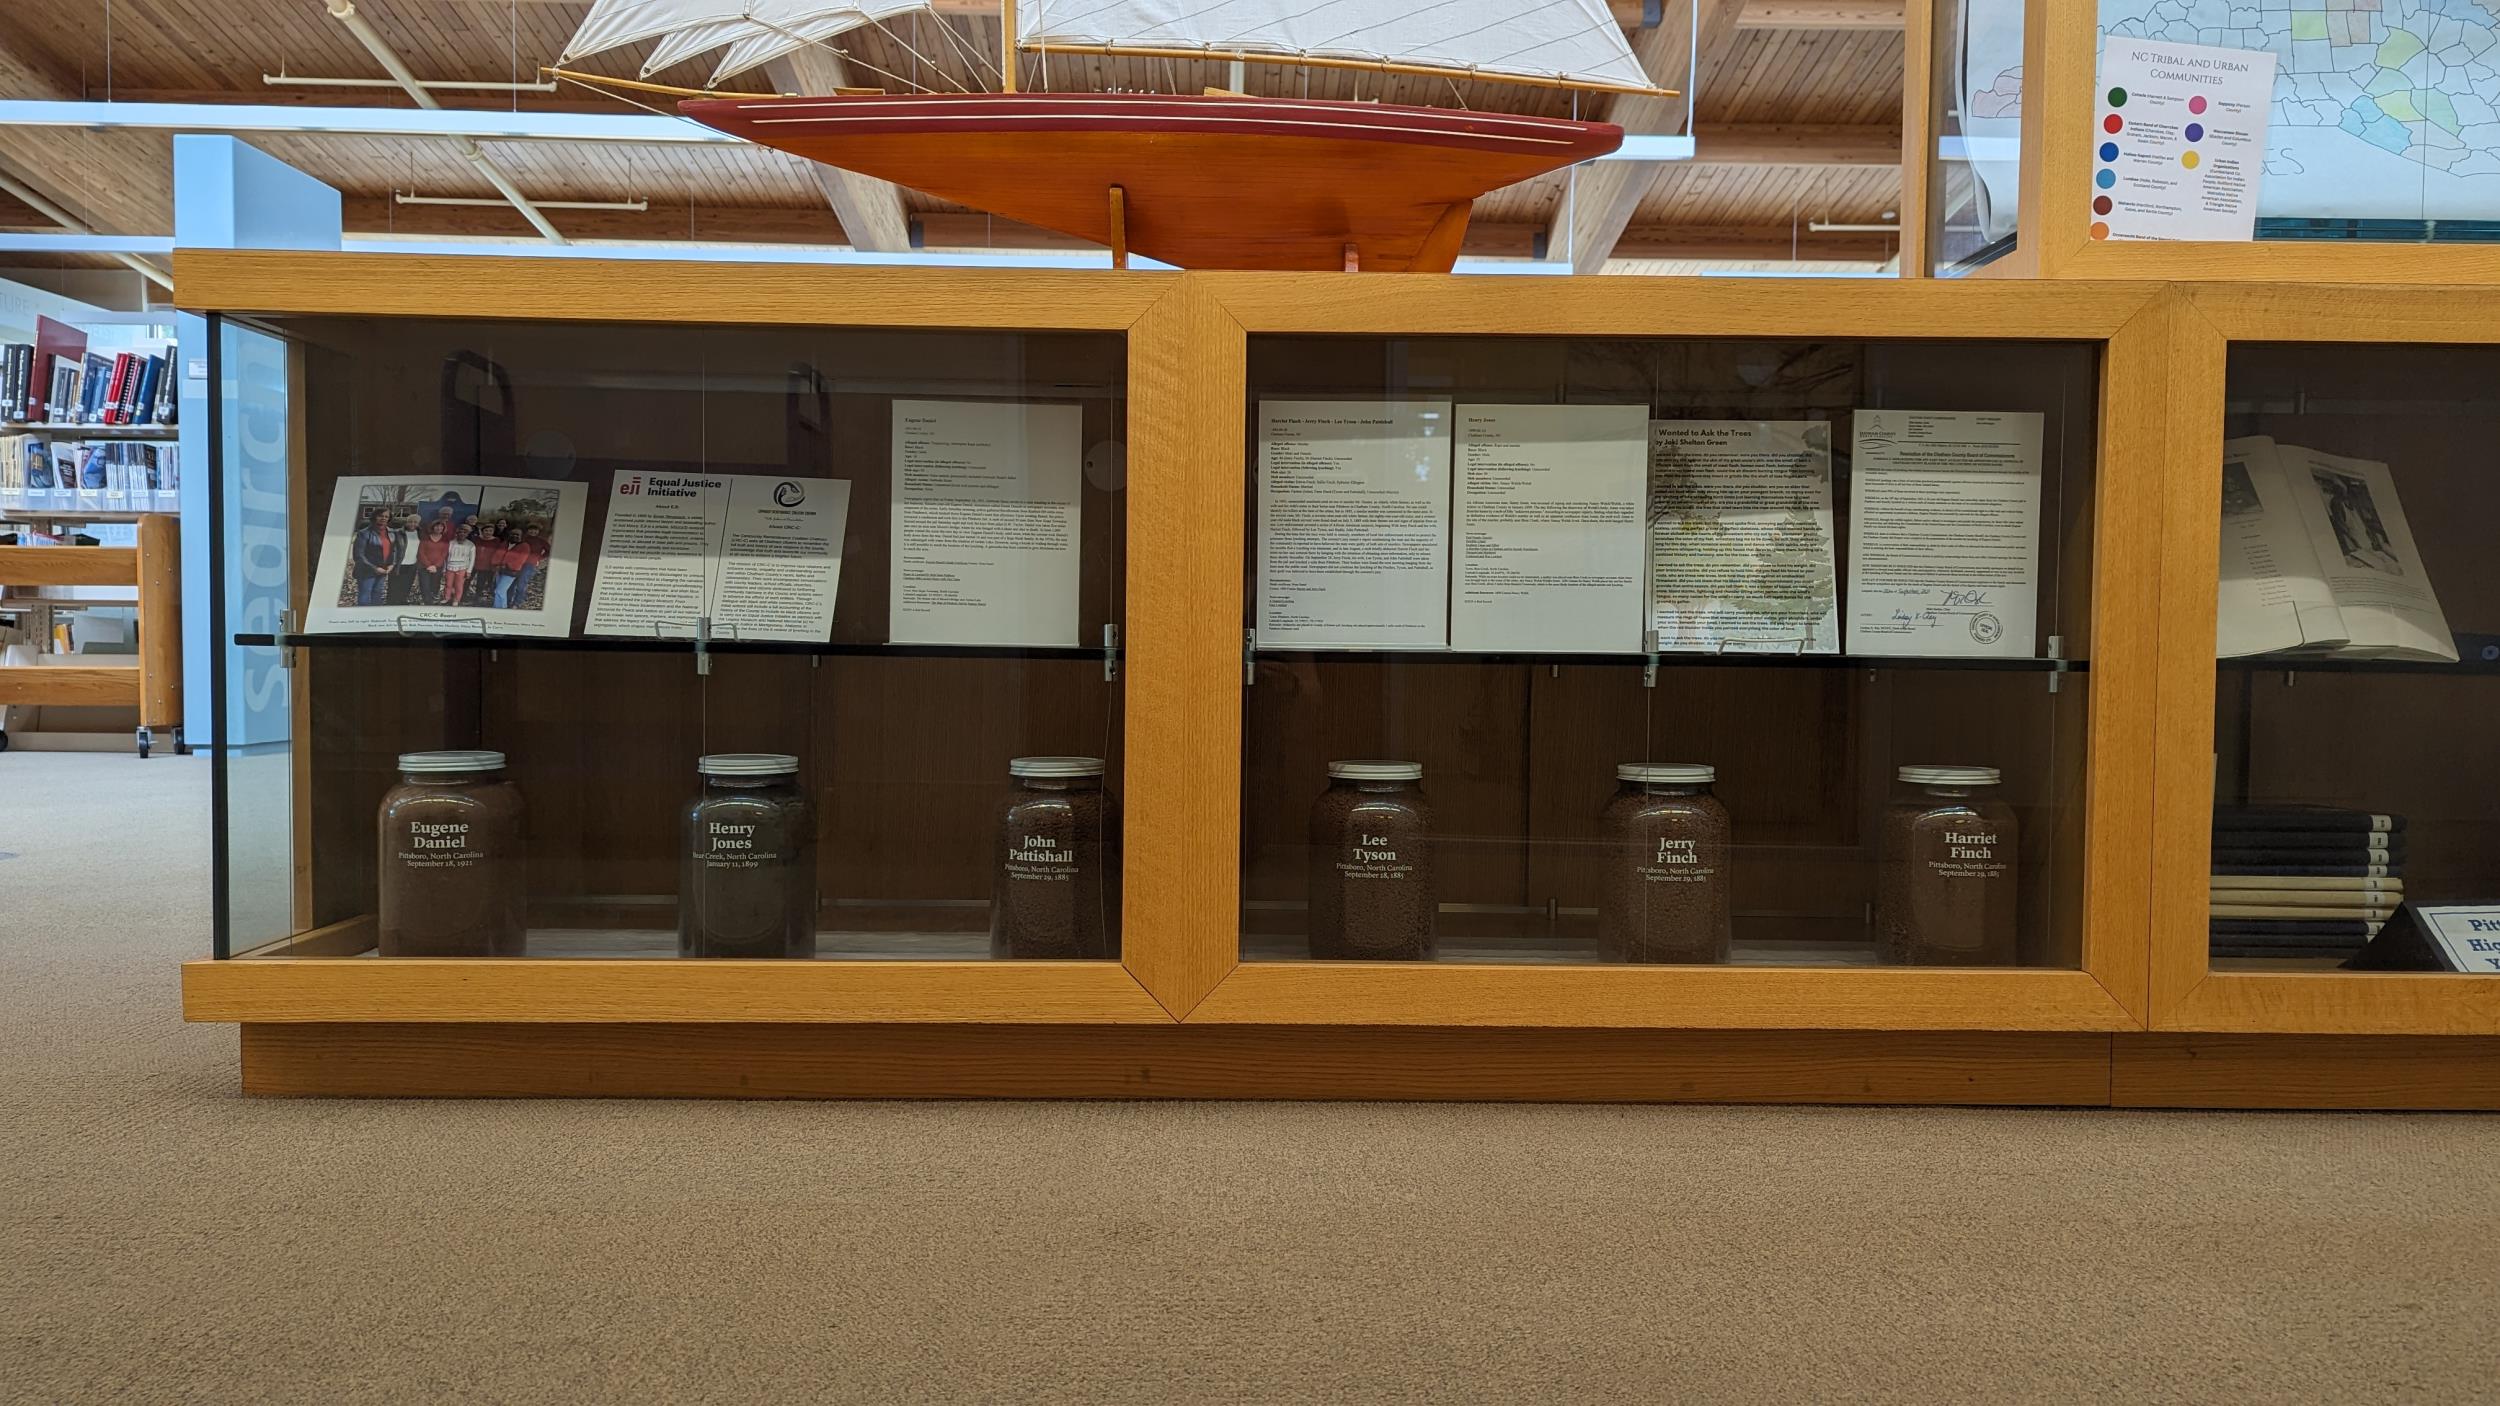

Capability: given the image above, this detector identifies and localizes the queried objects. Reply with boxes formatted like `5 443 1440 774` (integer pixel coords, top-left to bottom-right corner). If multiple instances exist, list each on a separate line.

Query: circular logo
772 480 806 507
1970 613 2003 645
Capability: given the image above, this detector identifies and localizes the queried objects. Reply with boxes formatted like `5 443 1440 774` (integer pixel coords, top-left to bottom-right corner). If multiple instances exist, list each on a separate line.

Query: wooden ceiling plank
759 48 909 250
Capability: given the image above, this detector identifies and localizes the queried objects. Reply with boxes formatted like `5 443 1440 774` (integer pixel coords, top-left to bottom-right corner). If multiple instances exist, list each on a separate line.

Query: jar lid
1010 756 1105 779
397 749 506 774
1898 765 2001 786
1328 760 1423 782
698 752 799 777
1617 763 1715 784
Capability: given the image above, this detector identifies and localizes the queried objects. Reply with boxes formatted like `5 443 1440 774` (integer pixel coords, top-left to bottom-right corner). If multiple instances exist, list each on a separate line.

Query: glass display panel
1933 0 2024 274
1240 336 2100 970
2211 344 2499 973
208 313 1125 961
2099 3 2500 243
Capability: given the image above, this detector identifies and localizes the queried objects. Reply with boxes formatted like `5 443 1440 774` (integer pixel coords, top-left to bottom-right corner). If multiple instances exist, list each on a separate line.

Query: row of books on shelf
0 320 179 428
2208 805 2406 963
0 435 179 512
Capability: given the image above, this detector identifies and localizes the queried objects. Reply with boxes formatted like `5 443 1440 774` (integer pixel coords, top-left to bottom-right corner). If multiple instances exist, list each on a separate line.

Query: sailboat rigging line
1017 44 1672 97
540 65 742 101
930 13 1004 89
548 69 679 117
868 17 973 91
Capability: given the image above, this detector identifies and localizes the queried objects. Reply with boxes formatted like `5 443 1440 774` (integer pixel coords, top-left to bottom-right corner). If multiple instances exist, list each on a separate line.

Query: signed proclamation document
1846 409 2043 657
1647 420 1838 653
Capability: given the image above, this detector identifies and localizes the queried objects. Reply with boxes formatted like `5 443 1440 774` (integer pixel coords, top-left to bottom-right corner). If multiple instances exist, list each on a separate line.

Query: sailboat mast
1001 0 1017 91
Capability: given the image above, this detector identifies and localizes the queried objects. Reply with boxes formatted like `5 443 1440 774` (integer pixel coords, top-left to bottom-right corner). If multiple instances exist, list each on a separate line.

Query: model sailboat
555 1 1664 271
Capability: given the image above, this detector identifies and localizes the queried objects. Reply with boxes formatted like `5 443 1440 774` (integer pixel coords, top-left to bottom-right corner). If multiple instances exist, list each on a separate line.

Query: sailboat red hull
679 92 1622 271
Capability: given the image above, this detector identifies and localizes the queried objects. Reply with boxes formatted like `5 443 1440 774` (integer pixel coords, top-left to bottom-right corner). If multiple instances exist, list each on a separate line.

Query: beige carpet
2 750 2497 1404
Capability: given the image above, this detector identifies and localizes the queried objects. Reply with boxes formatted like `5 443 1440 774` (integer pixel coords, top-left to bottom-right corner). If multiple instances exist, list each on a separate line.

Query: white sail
562 0 938 83
1017 0 1652 90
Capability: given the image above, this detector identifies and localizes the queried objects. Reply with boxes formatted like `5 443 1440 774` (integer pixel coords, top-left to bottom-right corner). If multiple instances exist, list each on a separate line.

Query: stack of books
2211 805 2406 962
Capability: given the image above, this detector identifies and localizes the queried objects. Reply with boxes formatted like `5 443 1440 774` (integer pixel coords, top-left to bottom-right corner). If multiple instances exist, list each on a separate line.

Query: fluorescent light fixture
0 233 178 255
0 100 1693 162
0 99 736 145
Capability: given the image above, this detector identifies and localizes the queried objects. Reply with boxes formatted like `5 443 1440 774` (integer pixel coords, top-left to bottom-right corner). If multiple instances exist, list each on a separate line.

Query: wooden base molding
238 1024 2116 1103
2112 1035 2500 1110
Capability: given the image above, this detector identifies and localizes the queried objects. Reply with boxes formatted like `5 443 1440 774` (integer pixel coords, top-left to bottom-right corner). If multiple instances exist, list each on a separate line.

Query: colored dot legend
2100 141 2120 161
2182 150 2201 169
2105 114 2124 134
2186 122 2205 142
2189 94 2208 114
2108 87 2129 107
2090 221 2111 240
2096 168 2117 188
2093 195 2114 215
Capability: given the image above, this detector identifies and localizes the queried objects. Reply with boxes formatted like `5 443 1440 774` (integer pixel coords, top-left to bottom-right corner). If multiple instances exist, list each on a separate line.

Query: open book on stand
2216 436 2456 662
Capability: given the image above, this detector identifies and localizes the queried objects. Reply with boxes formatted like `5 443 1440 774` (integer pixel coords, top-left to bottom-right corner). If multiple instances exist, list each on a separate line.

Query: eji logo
619 476 642 495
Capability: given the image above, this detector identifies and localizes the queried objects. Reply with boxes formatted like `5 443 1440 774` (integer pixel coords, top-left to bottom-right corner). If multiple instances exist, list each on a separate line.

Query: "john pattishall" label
1008 833 1078 881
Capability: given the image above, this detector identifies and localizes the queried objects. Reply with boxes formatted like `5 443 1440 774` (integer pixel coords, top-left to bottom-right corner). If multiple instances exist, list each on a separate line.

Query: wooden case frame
176 250 1183 1026
2148 283 2500 1035
1165 274 2170 1032
175 257 2170 1039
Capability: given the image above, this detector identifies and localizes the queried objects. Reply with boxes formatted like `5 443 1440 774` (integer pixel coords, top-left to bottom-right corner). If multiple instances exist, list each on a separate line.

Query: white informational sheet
1451 403 1648 654
2272 441 2456 662
1647 420 1839 653
2216 435 2346 657
1847 409 2043 658
2093 39 2275 242
584 471 851 644
303 475 585 638
1255 399 1453 649
889 399 1083 648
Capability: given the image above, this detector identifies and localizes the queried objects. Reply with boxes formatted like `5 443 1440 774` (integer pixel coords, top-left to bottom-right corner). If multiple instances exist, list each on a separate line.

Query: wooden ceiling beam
1614 225 1893 261
1734 0 1906 28
0 30 174 244
1548 0 1752 274
1694 123 1902 167
761 51 910 252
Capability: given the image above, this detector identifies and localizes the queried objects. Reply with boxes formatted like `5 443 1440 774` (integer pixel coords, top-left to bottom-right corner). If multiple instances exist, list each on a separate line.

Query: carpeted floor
3 750 2497 1404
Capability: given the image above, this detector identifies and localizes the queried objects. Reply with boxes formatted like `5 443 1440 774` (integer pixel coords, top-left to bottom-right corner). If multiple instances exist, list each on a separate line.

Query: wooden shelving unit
0 515 182 756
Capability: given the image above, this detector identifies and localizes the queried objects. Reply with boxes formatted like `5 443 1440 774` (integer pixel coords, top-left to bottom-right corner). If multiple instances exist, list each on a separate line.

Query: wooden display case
173 253 2500 1105
2146 283 2500 1039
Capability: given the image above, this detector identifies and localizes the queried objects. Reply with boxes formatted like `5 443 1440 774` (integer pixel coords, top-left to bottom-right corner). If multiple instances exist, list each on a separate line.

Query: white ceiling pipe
398 193 650 211
320 0 569 244
266 73 560 92
0 169 174 290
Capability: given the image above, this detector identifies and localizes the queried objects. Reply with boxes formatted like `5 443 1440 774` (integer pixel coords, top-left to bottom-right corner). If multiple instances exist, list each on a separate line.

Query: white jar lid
1898 765 2001 786
1328 760 1423 782
1011 756 1104 779
397 749 507 774
1617 763 1715 784
699 752 799 777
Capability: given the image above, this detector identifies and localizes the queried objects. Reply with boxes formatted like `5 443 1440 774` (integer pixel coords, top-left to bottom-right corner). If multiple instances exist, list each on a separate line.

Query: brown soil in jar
1598 788 1732 964
992 784 1120 959
1307 782 1435 960
377 774 528 957
1876 797 2019 965
680 779 817 959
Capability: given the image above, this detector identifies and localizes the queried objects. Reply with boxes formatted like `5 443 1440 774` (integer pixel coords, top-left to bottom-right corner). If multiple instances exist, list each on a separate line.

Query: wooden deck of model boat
678 92 1624 272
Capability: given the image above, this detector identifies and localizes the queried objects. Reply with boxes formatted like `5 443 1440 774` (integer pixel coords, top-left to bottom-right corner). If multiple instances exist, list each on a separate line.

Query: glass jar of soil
1308 760 1435 961
1598 763 1733 964
680 753 817 959
1876 765 2019 966
991 756 1120 959
376 750 528 957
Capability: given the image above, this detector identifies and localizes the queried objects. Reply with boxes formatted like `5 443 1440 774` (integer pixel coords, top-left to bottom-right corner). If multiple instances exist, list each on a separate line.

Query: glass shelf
234 631 1106 663
1253 649 2085 674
